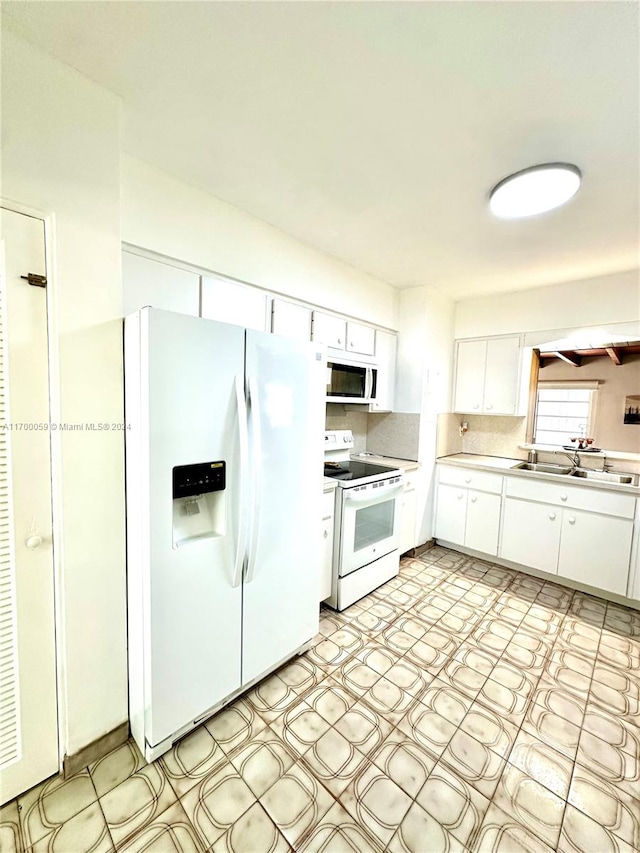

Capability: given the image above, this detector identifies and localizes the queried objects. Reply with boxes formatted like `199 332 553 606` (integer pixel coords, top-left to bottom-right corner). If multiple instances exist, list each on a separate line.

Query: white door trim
1 197 66 775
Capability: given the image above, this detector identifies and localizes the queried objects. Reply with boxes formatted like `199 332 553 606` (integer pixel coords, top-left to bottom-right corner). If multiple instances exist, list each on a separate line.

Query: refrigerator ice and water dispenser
172 461 227 548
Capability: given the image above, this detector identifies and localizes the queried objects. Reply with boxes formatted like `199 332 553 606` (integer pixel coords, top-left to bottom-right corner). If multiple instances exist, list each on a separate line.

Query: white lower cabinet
434 484 466 546
321 488 336 601
501 497 561 574
399 474 417 555
435 484 501 557
466 491 502 555
500 475 635 596
558 509 633 595
436 463 637 599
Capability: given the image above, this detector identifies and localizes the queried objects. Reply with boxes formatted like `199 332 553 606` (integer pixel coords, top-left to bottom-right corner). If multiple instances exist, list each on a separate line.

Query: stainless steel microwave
326 359 377 403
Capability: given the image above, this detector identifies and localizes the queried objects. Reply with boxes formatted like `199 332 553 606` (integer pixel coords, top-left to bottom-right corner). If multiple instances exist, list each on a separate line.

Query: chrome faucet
554 449 581 470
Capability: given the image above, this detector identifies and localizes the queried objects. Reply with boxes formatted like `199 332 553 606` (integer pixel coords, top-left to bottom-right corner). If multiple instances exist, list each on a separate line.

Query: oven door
338 480 403 577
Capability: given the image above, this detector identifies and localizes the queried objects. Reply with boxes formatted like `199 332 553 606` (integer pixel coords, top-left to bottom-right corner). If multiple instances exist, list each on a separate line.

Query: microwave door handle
364 368 373 400
344 482 404 506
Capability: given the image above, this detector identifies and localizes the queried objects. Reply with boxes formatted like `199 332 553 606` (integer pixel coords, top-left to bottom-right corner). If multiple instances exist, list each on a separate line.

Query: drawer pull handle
473 404 480 410
457 492 464 500
323 528 329 538
568 516 576 525
560 493 568 501
465 477 471 484
486 403 493 410
470 496 477 503
548 512 556 521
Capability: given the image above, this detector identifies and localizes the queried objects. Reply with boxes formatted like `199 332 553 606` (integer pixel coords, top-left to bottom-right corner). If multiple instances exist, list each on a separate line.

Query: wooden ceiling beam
605 346 622 365
553 351 582 367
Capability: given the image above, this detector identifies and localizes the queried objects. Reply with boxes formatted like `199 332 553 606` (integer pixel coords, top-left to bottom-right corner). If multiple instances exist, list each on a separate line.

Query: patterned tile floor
2 546 640 853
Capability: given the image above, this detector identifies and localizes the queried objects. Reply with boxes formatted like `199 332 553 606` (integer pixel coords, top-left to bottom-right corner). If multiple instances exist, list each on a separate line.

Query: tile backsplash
461 415 527 458
325 405 369 454
324 407 420 459
366 413 420 460
435 413 528 460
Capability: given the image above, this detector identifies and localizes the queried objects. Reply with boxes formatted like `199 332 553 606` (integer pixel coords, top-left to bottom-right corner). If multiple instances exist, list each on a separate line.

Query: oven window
328 362 366 398
353 499 395 552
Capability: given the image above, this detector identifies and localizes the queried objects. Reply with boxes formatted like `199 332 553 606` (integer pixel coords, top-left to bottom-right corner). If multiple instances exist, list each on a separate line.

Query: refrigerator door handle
245 376 262 584
232 375 249 588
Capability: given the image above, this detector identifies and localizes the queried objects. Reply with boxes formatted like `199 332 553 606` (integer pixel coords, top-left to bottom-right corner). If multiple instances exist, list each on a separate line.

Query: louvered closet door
0 209 57 804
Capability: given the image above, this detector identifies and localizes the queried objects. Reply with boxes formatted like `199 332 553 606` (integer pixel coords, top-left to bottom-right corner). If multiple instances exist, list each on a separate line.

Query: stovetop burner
323 460 398 481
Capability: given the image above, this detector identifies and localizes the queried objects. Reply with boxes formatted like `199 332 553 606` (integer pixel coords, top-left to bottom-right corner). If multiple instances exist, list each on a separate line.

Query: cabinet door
320 490 335 601
399 487 417 555
271 299 311 340
123 252 200 317
201 275 268 330
320 515 334 601
500 498 560 574
453 340 487 413
434 484 466 546
558 510 633 596
312 311 346 349
465 491 501 556
346 322 375 356
371 330 397 412
483 337 521 415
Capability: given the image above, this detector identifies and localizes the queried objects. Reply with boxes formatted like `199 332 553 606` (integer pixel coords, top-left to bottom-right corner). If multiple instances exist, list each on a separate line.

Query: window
533 382 598 446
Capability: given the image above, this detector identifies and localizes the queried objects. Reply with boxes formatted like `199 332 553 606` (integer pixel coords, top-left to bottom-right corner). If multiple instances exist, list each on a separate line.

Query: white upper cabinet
312 311 346 349
453 339 486 413
453 335 521 415
312 312 376 356
271 299 312 340
346 322 375 356
123 252 200 317
200 275 268 331
483 336 522 414
370 330 397 412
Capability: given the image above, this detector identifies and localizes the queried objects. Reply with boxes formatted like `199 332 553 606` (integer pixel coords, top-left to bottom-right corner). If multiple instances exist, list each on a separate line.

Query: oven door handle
344 482 404 506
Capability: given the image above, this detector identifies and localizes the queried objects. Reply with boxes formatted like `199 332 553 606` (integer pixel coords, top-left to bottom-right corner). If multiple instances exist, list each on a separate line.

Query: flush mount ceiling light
489 163 582 219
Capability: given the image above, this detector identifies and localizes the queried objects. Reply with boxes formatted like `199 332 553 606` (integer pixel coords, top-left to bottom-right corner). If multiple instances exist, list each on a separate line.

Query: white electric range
324 430 403 610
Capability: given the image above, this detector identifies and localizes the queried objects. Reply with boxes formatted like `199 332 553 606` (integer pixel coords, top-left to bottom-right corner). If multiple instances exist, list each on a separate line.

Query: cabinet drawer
322 489 336 519
438 466 503 494
505 476 635 519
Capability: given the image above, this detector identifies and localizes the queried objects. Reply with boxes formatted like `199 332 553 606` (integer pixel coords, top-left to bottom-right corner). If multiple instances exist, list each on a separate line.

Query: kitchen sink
514 462 573 475
571 469 639 486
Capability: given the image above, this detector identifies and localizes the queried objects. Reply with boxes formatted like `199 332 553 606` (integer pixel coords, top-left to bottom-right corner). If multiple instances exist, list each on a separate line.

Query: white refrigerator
125 308 324 761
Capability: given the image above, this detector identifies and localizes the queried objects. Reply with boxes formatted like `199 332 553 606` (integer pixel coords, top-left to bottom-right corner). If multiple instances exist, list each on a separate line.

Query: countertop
350 453 420 472
437 453 639 496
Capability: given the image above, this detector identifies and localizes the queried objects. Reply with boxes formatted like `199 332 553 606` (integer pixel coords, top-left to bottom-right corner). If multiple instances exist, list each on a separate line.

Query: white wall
122 156 398 329
1 30 127 755
454 269 640 340
394 286 455 544
396 286 455 419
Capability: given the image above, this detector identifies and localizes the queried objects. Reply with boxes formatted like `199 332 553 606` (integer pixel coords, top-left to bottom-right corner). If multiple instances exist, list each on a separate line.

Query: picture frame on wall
623 395 640 424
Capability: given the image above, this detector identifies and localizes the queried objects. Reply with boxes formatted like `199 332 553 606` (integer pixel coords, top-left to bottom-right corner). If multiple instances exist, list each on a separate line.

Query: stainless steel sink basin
571 469 639 486
514 462 573 475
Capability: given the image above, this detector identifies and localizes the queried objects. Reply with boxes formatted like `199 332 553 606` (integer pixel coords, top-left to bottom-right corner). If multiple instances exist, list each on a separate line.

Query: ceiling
539 341 640 369
3 1 639 300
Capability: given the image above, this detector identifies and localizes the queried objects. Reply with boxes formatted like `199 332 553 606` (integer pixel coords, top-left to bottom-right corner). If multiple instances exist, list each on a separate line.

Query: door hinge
21 273 47 288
